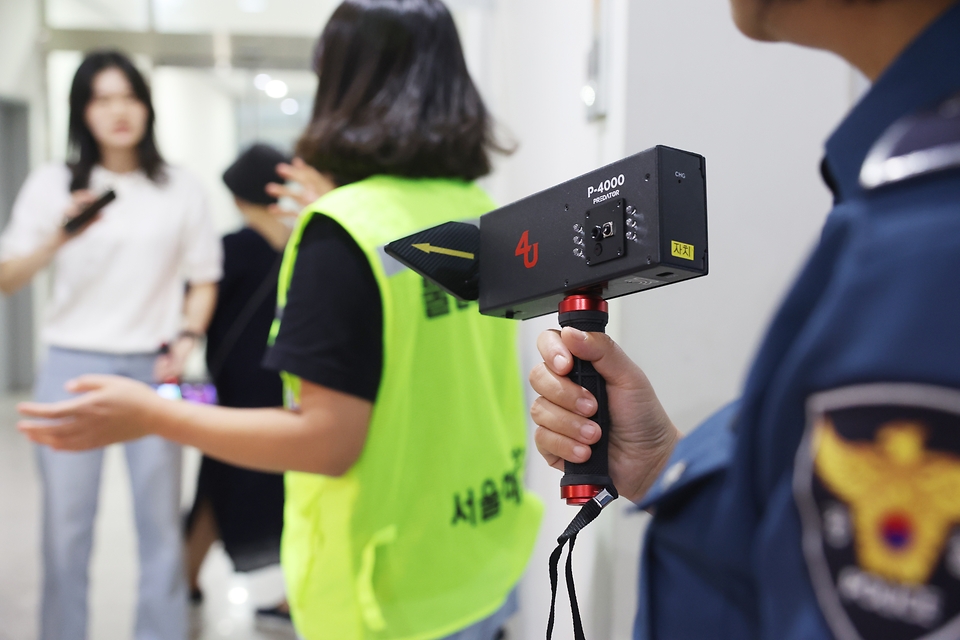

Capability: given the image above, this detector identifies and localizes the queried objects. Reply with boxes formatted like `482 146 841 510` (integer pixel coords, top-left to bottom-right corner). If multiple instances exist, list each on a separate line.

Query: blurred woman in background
0 50 221 640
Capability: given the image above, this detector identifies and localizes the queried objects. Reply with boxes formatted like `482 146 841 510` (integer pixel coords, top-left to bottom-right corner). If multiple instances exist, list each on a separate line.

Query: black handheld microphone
63 189 116 235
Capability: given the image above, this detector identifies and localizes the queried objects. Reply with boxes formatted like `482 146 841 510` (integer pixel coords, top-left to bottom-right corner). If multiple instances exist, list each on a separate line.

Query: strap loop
545 488 617 640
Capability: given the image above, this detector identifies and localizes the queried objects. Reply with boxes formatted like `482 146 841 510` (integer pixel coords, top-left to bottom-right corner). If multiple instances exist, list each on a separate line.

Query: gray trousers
34 347 186 640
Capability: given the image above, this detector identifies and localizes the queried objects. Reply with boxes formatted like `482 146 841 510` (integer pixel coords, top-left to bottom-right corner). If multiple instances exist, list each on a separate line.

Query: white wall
481 1 856 638
152 67 242 234
482 1 632 638
620 2 851 435
613 3 851 638
46 50 83 163
0 0 47 379
0 0 46 168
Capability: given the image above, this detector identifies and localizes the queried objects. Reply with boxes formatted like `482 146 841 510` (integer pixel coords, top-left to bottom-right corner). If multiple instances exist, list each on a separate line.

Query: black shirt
205 228 283 408
262 216 383 402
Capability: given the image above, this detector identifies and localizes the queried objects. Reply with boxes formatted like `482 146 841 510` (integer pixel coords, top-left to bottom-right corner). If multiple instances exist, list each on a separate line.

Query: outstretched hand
18 375 165 451
265 158 336 216
529 327 681 503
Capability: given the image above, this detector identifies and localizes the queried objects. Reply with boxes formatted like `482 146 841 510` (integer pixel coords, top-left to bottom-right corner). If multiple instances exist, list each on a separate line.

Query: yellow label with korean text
671 240 695 261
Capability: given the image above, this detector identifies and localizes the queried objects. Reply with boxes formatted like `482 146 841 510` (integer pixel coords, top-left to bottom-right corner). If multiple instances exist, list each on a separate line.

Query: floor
0 379 641 640
0 392 296 640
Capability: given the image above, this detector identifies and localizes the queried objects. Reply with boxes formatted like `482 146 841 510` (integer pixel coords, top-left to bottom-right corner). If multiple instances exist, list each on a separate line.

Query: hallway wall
481 1 632 637
480 1 856 638
621 0 852 434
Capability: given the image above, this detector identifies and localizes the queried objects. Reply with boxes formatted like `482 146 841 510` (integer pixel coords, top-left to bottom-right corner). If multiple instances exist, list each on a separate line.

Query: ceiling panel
152 0 338 36
46 0 150 31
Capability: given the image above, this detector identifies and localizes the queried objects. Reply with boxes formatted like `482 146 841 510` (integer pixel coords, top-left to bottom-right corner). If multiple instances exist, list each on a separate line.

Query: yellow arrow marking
412 243 475 260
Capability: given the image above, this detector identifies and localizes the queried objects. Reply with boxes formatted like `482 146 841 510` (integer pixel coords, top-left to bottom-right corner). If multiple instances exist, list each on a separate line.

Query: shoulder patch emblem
794 383 960 640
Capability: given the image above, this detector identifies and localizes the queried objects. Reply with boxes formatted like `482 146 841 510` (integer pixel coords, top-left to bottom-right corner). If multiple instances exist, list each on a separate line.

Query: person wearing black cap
184 143 292 621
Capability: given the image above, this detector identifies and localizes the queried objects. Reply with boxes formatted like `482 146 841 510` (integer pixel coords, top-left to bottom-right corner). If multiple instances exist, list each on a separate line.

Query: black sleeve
261 216 383 402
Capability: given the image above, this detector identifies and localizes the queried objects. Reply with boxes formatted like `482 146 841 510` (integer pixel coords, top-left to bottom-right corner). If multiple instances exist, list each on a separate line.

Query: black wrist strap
548 533 584 640
546 488 617 640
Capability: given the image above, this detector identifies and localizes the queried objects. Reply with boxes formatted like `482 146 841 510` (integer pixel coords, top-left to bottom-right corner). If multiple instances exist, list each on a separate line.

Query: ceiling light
265 79 288 99
254 73 271 90
580 85 597 107
280 98 299 115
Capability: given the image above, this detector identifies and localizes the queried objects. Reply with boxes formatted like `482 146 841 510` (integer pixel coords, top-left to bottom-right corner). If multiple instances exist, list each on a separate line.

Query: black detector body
386 145 708 503
480 145 707 319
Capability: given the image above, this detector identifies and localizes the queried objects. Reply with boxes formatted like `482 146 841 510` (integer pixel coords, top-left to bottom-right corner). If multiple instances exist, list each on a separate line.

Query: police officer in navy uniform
530 0 960 638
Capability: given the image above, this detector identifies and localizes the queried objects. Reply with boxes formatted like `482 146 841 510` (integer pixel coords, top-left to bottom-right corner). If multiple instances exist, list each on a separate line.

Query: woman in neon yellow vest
18 1 543 638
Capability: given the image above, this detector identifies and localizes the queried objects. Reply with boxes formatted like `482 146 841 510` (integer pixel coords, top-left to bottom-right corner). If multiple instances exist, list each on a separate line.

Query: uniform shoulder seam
860 91 960 190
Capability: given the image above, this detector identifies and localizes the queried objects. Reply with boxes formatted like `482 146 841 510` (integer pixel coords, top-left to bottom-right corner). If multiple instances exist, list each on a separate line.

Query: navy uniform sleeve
637 401 739 510
633 402 756 640
262 216 383 402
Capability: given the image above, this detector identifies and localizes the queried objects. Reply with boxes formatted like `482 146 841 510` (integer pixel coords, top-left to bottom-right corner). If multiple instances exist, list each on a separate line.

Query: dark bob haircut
68 50 165 192
296 0 507 185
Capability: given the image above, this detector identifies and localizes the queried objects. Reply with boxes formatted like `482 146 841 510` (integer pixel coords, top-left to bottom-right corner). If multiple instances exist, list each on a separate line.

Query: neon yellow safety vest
270 175 543 640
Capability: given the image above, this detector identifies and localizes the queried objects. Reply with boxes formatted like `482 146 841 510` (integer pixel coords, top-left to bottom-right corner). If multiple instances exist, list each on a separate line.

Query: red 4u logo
515 230 539 269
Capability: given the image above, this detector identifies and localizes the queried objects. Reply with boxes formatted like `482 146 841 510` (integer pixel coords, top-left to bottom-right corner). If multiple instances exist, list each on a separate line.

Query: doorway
0 99 34 391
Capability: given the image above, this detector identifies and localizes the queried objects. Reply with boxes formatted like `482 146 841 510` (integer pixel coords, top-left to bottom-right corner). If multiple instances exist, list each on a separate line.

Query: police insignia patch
794 384 960 640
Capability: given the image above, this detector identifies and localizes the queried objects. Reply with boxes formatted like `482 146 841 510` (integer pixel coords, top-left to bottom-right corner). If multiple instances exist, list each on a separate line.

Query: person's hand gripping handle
557 295 616 504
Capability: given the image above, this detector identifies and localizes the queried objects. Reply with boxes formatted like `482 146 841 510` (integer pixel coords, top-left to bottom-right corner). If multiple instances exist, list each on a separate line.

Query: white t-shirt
0 163 223 353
